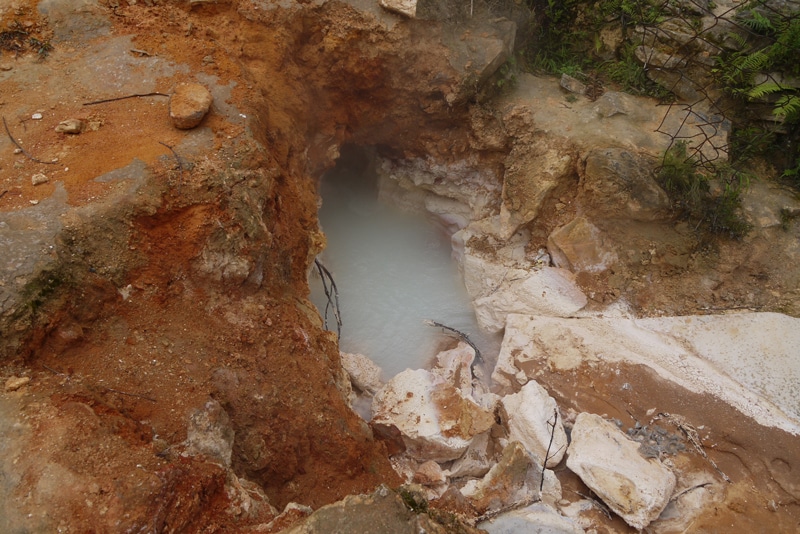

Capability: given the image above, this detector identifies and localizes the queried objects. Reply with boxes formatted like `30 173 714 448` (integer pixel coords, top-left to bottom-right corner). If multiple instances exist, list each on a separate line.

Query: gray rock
582 148 671 221
184 399 235 467
559 74 586 95
566 413 676 529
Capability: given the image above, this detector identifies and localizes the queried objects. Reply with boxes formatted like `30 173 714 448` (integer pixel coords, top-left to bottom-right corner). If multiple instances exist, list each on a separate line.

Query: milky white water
311 166 496 379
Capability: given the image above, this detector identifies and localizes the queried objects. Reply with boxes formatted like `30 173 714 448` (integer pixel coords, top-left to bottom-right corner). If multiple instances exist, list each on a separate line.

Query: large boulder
500 380 568 468
371 369 495 461
566 413 676 529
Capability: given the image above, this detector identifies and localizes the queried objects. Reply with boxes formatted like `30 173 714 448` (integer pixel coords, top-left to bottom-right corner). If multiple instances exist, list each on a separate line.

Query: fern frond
738 9 775 34
774 94 800 119
748 81 787 99
733 50 771 72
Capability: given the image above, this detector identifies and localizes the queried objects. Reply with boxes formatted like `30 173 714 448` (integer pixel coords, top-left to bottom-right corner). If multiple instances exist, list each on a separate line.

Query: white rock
566 413 676 529
340 352 383 395
473 267 587 333
479 502 585 534
371 369 494 462
5 376 31 392
379 0 416 18
491 313 800 434
500 380 568 468
31 173 49 186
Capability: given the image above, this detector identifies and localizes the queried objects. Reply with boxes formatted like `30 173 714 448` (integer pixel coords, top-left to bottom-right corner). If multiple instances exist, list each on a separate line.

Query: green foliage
658 142 752 238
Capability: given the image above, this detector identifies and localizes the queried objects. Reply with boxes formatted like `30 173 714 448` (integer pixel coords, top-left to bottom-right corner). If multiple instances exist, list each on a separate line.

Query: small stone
169 82 213 129
560 74 587 95
31 113 43 120
0 63 13 71
5 376 31 391
31 173 49 185
55 118 85 134
413 460 446 486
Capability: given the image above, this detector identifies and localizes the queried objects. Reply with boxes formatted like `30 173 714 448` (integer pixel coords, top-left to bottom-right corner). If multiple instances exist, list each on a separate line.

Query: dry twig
315 258 342 338
3 116 59 164
159 141 184 190
83 92 170 106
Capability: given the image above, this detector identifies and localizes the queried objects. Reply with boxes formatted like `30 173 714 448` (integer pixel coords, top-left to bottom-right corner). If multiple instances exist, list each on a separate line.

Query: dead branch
541 408 559 491
3 116 59 164
41 363 66 375
315 258 342 338
82 92 170 106
0 189 7 199
423 319 483 365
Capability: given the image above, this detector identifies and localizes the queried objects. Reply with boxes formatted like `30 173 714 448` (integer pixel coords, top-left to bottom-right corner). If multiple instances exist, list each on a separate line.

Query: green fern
747 81 788 99
738 9 775 34
774 94 800 119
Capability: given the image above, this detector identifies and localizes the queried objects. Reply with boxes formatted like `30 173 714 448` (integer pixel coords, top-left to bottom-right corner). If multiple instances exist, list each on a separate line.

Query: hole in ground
311 145 499 379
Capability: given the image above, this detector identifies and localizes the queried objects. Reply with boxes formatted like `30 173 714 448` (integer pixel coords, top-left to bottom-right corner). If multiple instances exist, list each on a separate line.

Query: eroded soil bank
1 0 799 532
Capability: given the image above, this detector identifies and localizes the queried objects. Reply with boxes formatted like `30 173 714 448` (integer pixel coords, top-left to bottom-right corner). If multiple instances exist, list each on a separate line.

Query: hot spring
310 149 498 379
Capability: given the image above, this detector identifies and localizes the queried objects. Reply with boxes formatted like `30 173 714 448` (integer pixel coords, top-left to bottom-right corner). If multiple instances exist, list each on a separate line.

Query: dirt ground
1 0 799 532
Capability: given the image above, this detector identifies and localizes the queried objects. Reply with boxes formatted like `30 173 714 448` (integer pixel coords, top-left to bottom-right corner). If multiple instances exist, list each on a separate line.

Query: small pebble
5 376 31 392
31 173 49 185
55 118 85 134
31 113 43 120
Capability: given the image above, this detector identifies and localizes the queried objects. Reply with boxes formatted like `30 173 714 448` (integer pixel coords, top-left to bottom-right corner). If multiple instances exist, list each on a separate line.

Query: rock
184 398 235 467
461 441 542 515
282 485 482 533
472 266 588 333
371 369 495 461
560 73 586 95
0 63 12 71
31 173 49 186
582 148 671 221
370 422 407 456
169 82 213 129
413 460 446 486
499 139 576 239
566 413 676 529
341 352 383 395
500 380 568 468
547 217 618 274
55 118 85 134
5 376 31 391
479 502 585 534
491 313 800 434
447 431 495 479
379 0 416 18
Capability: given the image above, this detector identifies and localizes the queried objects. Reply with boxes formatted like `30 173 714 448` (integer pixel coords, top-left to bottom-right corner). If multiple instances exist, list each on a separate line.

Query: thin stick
541 408 558 491
669 482 713 503
42 363 66 375
82 92 170 106
0 189 7 199
159 141 184 190
315 258 342 338
3 116 59 164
